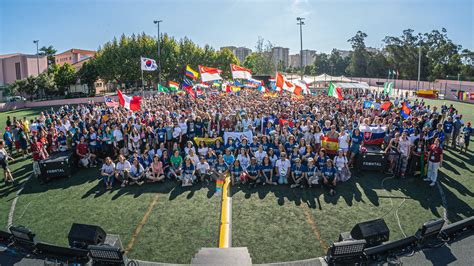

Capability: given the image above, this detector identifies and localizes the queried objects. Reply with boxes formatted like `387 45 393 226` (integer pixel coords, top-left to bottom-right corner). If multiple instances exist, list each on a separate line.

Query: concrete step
191 247 252 266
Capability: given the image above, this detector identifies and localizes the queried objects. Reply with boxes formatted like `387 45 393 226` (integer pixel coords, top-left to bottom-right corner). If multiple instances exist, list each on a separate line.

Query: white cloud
291 0 312 17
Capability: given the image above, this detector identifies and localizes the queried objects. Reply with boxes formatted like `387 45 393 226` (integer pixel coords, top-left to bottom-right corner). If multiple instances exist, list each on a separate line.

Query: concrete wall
0 54 47 85
0 95 110 112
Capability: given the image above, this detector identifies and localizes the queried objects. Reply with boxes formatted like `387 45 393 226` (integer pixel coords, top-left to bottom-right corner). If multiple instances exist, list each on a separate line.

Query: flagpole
141 68 145 97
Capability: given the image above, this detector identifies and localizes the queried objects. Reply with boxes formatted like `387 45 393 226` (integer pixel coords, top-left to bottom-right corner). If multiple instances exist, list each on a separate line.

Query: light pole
417 44 421 92
153 20 163 86
33 40 40 98
297 17 305 80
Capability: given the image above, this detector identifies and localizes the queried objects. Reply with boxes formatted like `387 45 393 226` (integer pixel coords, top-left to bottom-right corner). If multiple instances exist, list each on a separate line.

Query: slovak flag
275 72 302 95
359 125 386 145
117 89 141 111
230 64 252 80
199 65 222 82
141 57 158 71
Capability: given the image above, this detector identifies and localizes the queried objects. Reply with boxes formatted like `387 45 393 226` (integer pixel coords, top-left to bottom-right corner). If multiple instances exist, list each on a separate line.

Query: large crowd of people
1 88 472 194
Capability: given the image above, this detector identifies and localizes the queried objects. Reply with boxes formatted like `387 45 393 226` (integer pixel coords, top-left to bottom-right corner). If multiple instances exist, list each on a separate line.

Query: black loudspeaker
350 219 390 247
0 230 12 244
89 244 124 265
68 223 106 249
364 235 417 261
439 216 474 240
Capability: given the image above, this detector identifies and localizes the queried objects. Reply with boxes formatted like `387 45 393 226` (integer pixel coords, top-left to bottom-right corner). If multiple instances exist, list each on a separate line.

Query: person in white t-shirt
195 156 211 182
275 152 291 184
101 157 116 190
334 149 351 182
115 154 131 187
113 125 124 150
338 127 350 155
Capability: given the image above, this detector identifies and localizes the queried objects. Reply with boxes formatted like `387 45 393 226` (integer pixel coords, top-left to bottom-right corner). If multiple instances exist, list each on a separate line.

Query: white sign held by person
223 131 253 145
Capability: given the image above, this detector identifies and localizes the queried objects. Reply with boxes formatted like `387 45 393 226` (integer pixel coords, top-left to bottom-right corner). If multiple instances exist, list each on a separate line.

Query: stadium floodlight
326 239 366 264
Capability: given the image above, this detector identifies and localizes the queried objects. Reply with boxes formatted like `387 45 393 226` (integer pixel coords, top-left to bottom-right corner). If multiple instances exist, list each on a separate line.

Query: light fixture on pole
33 40 40 99
153 20 163 86
297 17 305 80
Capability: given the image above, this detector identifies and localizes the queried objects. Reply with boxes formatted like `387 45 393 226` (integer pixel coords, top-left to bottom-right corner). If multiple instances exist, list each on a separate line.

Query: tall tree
39 45 57 67
243 37 275 75
313 53 330 75
366 52 389 78
55 63 77 93
347 31 368 77
77 60 99 95
36 72 57 97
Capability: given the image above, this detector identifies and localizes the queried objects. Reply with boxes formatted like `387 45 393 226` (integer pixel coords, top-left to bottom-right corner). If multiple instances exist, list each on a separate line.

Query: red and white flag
230 64 252 80
275 72 302 95
199 65 222 82
117 89 141 111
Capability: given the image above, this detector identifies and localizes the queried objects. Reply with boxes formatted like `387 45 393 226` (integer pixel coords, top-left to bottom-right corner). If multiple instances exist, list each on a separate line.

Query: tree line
8 28 473 99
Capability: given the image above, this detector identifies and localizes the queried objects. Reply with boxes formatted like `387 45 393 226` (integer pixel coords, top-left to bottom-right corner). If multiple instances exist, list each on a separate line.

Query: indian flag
328 82 343 100
169 81 179 91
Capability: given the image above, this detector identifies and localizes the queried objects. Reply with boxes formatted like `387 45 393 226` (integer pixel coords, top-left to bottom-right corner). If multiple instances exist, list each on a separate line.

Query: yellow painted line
300 204 330 252
218 175 231 248
125 194 160 254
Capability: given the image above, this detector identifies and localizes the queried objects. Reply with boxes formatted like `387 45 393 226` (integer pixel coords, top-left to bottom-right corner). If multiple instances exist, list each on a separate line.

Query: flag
257 85 268 93
359 125 386 145
140 57 158 71
380 101 392 111
363 101 373 109
158 84 168 93
230 64 252 80
182 77 194 90
185 65 199 80
275 72 302 95
184 86 196 98
199 65 222 82
117 89 141 111
196 88 203 97
322 136 339 155
327 82 343 100
401 101 411 119
168 81 179 91
384 82 393 95
104 96 118 107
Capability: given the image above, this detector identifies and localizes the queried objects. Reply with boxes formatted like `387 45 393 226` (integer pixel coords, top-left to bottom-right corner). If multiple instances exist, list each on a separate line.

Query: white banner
223 131 253 145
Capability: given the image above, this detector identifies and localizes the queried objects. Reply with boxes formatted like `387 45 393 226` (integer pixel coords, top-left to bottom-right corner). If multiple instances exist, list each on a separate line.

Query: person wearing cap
290 157 306 188
244 157 260 187
461 122 472 153
275 152 291 185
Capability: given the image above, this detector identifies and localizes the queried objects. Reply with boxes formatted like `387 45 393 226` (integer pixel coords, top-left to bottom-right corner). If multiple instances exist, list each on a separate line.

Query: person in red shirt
30 136 49 178
424 138 443 187
76 136 97 168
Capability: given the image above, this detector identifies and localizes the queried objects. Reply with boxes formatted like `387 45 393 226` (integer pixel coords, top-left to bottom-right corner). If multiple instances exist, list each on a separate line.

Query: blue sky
1 0 472 55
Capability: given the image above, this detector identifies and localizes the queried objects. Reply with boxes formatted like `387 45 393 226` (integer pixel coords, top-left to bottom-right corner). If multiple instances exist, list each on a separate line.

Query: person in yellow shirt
22 117 30 139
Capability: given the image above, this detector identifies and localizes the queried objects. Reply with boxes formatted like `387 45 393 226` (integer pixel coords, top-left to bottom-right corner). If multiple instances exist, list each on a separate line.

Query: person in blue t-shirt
181 157 196 186
230 159 243 186
349 128 364 167
244 157 260 187
259 156 275 185
214 155 229 179
322 159 337 196
315 149 329 172
290 158 307 188
206 148 217 168
223 148 235 166
461 122 472 153
305 158 320 187
213 140 224 156
443 116 454 148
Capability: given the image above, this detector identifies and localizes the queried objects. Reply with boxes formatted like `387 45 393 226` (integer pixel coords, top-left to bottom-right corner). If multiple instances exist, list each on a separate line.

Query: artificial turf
0 98 472 264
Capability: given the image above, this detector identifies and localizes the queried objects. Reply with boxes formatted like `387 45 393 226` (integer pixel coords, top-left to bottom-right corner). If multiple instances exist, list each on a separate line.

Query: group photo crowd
1 88 472 195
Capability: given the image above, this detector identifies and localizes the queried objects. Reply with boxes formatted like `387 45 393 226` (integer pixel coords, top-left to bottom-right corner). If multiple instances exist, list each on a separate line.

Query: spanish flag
185 65 199 80
322 136 339 155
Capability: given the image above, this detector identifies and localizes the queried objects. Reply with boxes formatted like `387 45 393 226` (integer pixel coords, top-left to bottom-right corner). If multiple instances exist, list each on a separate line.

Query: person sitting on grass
0 140 15 184
76 136 97 168
115 154 131 187
290 157 306 188
305 158 319 188
322 159 337 196
223 148 235 167
244 157 260 187
101 157 115 190
148 155 165 183
181 157 196 186
196 156 211 182
260 156 275 185
129 158 145 186
230 159 243 186
214 154 229 181
275 152 291 185
169 149 183 180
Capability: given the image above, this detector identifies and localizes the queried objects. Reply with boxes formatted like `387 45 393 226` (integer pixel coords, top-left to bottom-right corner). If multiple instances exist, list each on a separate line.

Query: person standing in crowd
398 131 411 177
410 131 427 177
101 157 115 190
424 138 443 187
3 127 14 156
0 140 15 184
443 116 454 148
452 115 463 149
334 149 351 182
461 122 472 153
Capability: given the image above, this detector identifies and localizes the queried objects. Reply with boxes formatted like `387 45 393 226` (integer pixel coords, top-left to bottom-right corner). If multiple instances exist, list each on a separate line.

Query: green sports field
0 98 473 264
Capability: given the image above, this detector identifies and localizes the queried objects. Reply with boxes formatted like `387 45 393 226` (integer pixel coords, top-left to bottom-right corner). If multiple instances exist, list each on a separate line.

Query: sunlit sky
1 0 472 55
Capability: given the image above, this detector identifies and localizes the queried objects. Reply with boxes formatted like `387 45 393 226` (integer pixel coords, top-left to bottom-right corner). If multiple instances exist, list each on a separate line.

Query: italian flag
328 82 343 100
